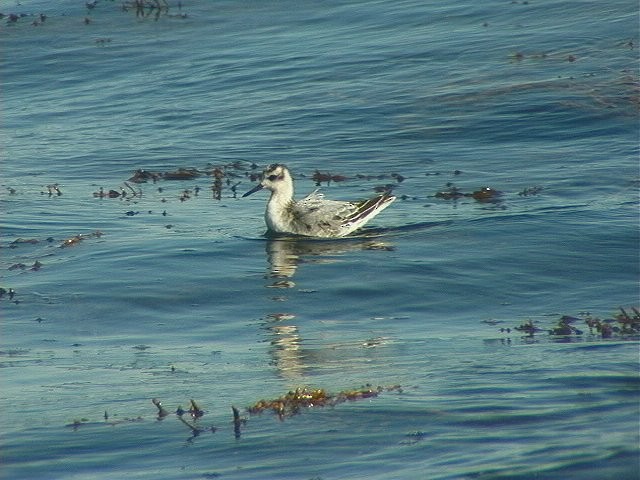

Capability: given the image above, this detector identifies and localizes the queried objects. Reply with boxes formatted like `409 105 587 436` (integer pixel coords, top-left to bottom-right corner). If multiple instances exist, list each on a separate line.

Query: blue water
2 1 639 479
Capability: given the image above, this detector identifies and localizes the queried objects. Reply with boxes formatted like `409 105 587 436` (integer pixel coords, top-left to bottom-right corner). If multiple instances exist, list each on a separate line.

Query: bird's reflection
261 236 395 380
266 323 304 379
265 236 394 280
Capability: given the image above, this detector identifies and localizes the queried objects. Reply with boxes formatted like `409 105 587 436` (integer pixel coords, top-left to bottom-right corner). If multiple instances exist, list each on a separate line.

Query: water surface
2 1 639 479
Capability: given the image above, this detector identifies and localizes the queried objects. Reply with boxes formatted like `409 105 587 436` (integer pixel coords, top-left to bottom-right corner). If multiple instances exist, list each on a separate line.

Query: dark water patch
569 342 639 351
546 374 640 393
471 449 639 480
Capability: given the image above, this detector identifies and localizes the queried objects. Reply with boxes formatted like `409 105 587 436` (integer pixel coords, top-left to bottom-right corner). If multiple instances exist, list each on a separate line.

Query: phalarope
243 164 395 238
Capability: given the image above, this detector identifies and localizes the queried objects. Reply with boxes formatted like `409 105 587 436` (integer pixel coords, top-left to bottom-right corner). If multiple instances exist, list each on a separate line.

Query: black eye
267 174 278 181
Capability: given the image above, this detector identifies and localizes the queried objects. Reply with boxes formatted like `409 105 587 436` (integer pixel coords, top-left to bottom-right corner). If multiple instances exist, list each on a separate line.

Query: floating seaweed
151 397 215 441
9 238 40 246
247 385 402 420
583 307 640 338
308 170 405 189
94 188 125 198
355 173 403 181
125 163 401 202
548 315 584 335
163 168 201 181
188 399 204 418
67 384 400 440
616 307 640 333
0 287 16 300
8 261 42 271
434 184 465 200
471 186 501 201
518 185 544 196
211 167 224 200
435 184 502 202
42 184 62 196
59 230 104 248
175 399 205 419
126 162 248 200
312 170 348 185
400 431 428 445
128 168 202 182
65 415 143 431
232 406 246 439
500 307 639 339
93 182 141 199
152 398 170 418
2 12 44 26
514 319 544 336
128 169 161 183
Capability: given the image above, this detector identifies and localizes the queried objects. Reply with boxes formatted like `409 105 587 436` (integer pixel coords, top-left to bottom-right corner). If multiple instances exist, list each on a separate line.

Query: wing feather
290 190 395 237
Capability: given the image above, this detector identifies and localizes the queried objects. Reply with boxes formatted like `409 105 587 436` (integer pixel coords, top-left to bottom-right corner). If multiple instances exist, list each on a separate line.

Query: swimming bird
242 164 395 238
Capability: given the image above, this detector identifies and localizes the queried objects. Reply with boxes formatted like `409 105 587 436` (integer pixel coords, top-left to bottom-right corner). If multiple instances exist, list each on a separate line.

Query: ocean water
1 1 638 479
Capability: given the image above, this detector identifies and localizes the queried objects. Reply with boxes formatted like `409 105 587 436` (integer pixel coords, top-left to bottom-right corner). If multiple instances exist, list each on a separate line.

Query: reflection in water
261 236 395 380
265 236 394 280
266 323 304 378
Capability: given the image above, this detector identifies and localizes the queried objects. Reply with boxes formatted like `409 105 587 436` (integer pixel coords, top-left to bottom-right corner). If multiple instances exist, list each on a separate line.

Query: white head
243 164 293 198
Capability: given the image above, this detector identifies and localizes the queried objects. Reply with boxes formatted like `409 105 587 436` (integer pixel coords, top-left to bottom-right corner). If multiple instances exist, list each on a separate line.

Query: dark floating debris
188 399 204 418
31 13 46 26
123 162 401 202
153 397 215 440
127 163 248 200
71 384 400 439
583 307 640 338
434 184 465 200
175 399 205 419
42 184 62 196
152 398 170 418
471 186 501 201
66 416 143 430
549 315 584 336
93 182 141 199
509 49 578 63
9 238 40 246
59 231 104 248
518 185 544 196
232 406 246 439
312 170 348 185
307 170 405 189
514 319 544 336
434 183 502 202
400 431 428 445
8 260 42 271
121 0 187 20
128 169 161 184
499 307 639 339
247 385 402 420
163 168 201 181
0 287 16 301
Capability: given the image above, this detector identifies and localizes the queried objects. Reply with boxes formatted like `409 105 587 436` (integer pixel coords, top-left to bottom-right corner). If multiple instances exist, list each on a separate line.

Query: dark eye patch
267 174 279 181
